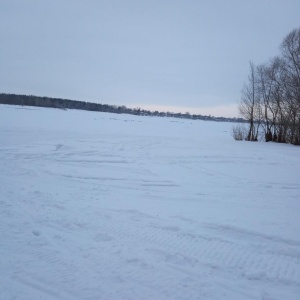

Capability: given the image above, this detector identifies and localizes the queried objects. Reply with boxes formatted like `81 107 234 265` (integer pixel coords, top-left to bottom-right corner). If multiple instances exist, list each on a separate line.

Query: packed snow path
1 105 300 299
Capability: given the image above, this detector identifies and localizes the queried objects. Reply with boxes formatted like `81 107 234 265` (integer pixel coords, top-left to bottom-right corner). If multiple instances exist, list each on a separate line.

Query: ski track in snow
0 105 300 300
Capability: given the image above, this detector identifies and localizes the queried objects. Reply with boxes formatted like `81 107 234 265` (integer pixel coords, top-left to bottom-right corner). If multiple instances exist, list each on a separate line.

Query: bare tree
237 27 300 145
239 61 261 141
280 28 300 144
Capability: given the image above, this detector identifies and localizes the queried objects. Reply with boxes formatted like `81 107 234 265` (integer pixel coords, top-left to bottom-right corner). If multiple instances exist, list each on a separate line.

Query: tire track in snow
97 209 300 287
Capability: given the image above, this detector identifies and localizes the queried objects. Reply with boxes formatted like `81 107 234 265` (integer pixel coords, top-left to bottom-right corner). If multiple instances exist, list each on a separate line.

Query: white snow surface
1 105 300 300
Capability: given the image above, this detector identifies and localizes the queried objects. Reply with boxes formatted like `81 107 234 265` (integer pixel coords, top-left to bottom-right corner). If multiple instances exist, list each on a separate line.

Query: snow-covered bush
231 124 246 141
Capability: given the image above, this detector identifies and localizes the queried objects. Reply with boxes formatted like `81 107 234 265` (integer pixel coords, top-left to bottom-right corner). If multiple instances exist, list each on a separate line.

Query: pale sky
1 0 299 117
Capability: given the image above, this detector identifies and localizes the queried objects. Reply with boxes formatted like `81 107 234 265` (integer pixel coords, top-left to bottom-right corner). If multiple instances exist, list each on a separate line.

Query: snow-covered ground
0 105 299 300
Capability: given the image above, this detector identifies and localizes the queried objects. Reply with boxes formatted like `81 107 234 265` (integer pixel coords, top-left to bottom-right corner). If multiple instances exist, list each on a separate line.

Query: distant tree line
0 93 244 123
238 27 300 145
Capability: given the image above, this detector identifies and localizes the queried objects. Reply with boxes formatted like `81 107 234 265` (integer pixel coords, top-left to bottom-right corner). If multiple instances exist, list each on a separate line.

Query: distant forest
0 93 244 123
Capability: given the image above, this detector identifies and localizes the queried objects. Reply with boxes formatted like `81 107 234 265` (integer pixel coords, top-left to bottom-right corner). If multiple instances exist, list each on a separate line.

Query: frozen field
0 105 300 300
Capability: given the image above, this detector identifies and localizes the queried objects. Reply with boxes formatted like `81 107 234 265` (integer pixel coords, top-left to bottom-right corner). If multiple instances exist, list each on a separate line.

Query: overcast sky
1 0 299 117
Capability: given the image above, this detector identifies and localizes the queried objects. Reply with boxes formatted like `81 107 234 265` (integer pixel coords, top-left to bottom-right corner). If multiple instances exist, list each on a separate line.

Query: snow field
0 105 300 299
